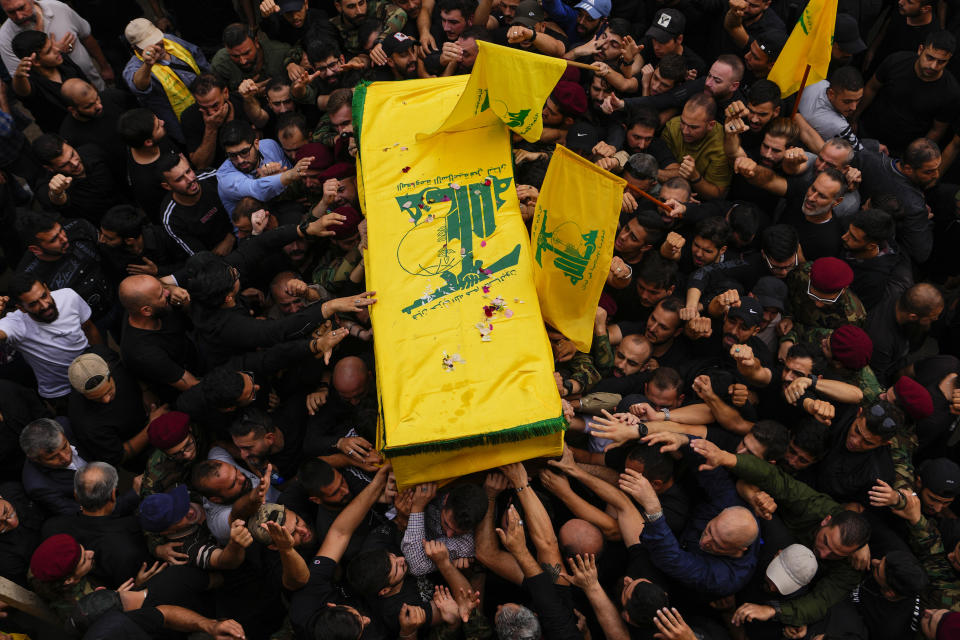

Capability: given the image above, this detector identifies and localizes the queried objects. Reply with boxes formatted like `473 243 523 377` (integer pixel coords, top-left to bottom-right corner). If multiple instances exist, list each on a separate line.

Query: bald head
899 283 944 328
559 519 604 557
333 356 369 404
119 275 168 317
716 506 759 549
61 79 102 119
615 334 653 377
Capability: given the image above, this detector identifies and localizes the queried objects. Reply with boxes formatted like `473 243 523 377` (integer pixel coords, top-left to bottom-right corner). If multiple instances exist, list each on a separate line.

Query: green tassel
383 415 568 457
351 81 371 149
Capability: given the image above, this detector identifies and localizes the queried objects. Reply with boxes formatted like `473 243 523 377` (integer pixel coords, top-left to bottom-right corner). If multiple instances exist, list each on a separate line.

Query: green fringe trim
351 81 371 152
383 414 567 457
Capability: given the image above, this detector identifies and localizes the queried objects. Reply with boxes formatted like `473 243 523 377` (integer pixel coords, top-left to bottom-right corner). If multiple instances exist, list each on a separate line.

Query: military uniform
558 352 601 395
903 514 960 611
591 333 615 378
140 428 207 498
781 262 867 347
331 0 407 57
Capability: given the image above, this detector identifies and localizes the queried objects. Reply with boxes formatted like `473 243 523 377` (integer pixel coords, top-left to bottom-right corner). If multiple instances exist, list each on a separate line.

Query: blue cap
138 485 190 533
575 0 610 19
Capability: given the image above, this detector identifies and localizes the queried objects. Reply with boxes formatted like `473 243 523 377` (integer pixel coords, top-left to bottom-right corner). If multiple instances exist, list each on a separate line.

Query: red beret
295 143 334 172
319 161 356 182
551 80 586 118
830 325 872 370
894 376 934 421
31 534 81 582
809 257 853 293
147 411 191 450
332 205 363 239
937 611 960 640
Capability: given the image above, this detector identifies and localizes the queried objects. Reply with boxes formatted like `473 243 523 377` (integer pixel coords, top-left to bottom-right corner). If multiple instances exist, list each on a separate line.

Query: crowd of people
0 0 958 637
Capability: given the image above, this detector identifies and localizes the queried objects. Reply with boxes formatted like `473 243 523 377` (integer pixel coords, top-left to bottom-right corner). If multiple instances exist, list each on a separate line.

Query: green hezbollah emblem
396 175 521 314
534 210 599 285
477 90 532 129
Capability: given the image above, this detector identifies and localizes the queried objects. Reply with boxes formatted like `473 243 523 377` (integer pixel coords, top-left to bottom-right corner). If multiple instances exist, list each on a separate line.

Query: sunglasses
807 281 842 304
868 403 897 431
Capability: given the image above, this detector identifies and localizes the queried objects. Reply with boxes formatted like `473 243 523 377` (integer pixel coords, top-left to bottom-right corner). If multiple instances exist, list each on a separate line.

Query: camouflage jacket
592 333 615 378
904 514 960 611
781 262 867 346
558 351 601 394
331 0 407 57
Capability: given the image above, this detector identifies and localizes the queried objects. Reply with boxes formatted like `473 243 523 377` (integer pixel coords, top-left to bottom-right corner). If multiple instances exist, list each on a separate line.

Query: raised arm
317 463 391 562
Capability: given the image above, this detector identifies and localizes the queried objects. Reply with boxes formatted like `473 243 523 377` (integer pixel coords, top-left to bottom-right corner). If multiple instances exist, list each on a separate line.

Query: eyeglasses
226 145 254 159
240 370 257 401
807 281 843 304
763 251 797 274
168 435 196 460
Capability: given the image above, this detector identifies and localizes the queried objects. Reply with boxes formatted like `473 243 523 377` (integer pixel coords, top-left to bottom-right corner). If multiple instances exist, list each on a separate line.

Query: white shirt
66 445 87 471
797 80 862 151
0 0 104 90
0 288 90 398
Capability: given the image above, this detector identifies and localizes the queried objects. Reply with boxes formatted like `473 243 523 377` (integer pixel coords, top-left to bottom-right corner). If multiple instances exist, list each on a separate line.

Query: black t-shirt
126 139 180 221
179 94 252 169
817 411 894 504
0 482 42 588
639 38 708 77
862 52 960 153
42 513 150 588
35 145 128 225
83 607 164 640
872 16 939 72
631 137 678 169
59 88 132 185
159 172 233 257
120 308 200 387
781 176 843 261
21 56 87 132
68 351 147 468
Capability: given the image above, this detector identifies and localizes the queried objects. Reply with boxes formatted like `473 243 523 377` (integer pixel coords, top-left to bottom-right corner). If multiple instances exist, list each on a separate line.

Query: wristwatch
662 407 671 421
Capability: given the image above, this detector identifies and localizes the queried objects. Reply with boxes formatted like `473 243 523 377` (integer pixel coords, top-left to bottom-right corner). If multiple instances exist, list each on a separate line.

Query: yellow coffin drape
531 145 625 353
768 0 838 97
354 75 565 487
425 41 567 142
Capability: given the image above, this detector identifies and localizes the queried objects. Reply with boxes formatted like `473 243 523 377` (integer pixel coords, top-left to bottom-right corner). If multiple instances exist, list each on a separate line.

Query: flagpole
566 60 601 71
790 64 812 117
624 182 669 210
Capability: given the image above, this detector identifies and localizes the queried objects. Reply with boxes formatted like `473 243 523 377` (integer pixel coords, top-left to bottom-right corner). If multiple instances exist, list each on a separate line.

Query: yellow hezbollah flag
426 40 567 142
353 76 564 487
531 146 625 353
768 0 838 97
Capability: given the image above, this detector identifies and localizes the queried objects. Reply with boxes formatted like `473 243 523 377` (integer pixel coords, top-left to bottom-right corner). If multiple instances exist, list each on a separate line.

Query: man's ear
160 180 172 192
67 106 79 119
26 244 42 258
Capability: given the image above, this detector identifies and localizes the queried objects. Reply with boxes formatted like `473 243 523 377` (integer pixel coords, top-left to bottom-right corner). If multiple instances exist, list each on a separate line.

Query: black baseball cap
383 32 418 55
727 297 764 328
645 9 685 43
835 13 866 55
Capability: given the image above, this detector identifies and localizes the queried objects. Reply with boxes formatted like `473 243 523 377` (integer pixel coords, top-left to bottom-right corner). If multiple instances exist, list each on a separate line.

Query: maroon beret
332 205 363 239
147 411 191 450
295 143 334 172
31 534 81 582
938 612 960 640
809 257 853 293
319 161 356 182
894 376 934 421
830 325 872 370
551 80 587 118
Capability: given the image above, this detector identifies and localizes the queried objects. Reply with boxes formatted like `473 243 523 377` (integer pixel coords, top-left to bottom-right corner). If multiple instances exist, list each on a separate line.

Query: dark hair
715 54 745 81
658 54 688 84
186 253 236 309
220 120 257 149
903 138 941 169
277 112 308 139
155 151 185 183
266 78 292 93
16 210 59 244
828 65 864 92
607 18 632 38
869 193 905 221
750 420 790 462
9 271 43 300
635 252 677 291
626 443 675 483
305 38 341 64
761 224 799 260
626 107 660 132
765 117 799 146
445 483 487 530
347 549 392 595
437 0 477 17
924 29 956 53
633 209 668 247
694 216 731 249
658 296 684 314
298 458 337 497
190 72 226 96
727 203 760 245
746 79 781 108
199 368 246 410
830 510 871 549
229 407 276 440
358 18 382 48
310 606 364 640
661 176 692 200
848 209 894 245
327 88 353 115
785 342 825 375
11 30 47 59
817 166 847 198
791 417 830 460
648 367 683 392
191 459 226 497
233 197 266 225
883 550 930 597
459 25 488 41
100 205 146 239
624 581 670 629
32 133 66 164
117 108 158 148
222 23 253 48
862 399 902 440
